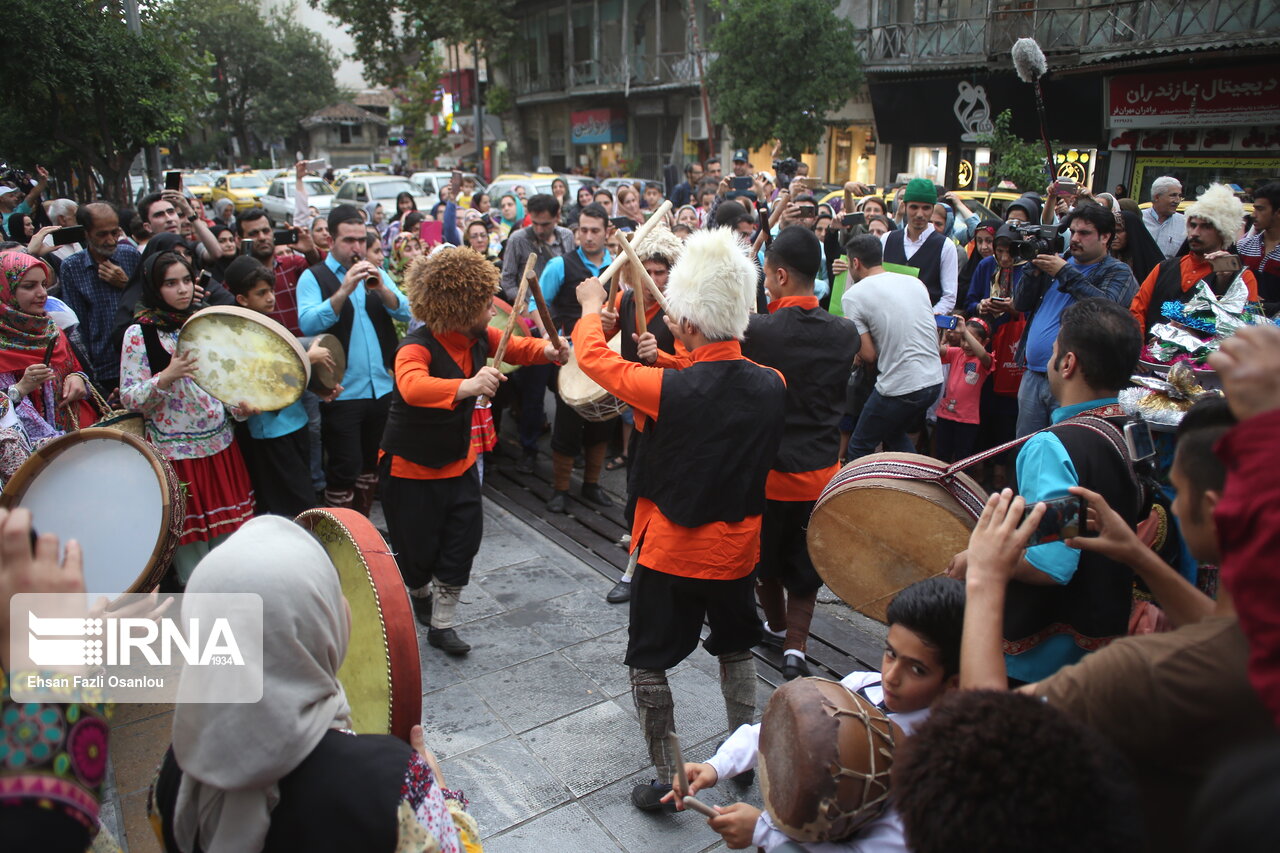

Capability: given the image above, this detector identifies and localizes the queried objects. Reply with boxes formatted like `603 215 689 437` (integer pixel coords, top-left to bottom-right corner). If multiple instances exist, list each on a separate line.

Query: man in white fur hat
1129 183 1258 334
573 227 787 812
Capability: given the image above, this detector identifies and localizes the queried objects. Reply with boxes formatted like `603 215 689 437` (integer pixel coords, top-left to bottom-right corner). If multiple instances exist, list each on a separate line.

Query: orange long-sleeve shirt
601 292 690 432
386 326 551 479
573 312 776 581
1130 255 1258 330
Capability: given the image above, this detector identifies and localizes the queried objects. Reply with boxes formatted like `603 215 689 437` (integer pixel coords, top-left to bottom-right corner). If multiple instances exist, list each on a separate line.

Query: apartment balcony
514 51 704 101
862 0 1280 71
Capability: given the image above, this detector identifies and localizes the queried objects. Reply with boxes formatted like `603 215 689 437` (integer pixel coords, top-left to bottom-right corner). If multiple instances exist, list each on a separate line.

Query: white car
408 171 487 208
262 176 336 226
331 175 431 215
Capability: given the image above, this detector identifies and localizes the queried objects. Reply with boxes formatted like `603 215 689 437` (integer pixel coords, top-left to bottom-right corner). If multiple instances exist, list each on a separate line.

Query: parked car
182 172 216 204
212 170 269 211
331 175 431 215
485 173 593 206
262 176 336 226
409 171 486 208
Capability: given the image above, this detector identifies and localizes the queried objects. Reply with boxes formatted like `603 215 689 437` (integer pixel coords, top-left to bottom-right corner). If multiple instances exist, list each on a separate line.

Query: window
352 124 363 138
340 125 352 144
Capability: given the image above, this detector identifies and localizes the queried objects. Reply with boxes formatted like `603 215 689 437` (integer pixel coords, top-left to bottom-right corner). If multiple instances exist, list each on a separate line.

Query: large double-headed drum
558 335 629 422
807 452 982 622
296 508 421 741
758 677 897 843
0 429 185 595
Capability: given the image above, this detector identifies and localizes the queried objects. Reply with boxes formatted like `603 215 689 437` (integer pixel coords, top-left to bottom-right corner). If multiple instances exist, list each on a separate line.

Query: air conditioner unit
687 98 708 141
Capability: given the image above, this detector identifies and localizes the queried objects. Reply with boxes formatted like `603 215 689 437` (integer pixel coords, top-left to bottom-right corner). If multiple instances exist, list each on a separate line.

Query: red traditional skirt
170 442 256 545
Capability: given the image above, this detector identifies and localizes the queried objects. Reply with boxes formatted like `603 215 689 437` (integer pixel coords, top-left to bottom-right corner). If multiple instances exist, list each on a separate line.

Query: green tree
166 0 342 164
707 0 863 155
0 0 208 204
975 110 1056 192
394 53 452 167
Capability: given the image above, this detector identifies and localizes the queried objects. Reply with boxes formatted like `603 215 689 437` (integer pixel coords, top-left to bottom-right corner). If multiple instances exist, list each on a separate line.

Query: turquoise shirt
1007 396 1118 682
533 247 612 315
296 255 411 401
246 398 308 440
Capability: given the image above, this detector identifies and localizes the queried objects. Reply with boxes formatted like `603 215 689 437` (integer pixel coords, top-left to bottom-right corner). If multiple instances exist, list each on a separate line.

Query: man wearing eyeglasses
1143 176 1186 259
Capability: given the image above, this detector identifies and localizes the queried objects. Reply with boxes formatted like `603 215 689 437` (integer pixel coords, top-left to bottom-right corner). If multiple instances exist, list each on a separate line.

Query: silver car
262 177 336 226
332 176 431 216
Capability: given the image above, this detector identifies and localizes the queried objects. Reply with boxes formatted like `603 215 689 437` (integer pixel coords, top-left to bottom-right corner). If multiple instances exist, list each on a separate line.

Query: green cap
902 178 937 205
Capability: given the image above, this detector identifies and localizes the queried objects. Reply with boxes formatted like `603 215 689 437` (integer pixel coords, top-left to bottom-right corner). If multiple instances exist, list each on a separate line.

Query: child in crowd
935 317 993 462
666 576 965 850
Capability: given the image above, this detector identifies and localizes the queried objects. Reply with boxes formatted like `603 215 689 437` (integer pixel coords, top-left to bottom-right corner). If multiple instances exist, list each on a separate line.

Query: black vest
1004 415 1143 654
309 262 399 370
154 730 413 853
1144 256 1216 331
633 357 786 528
549 251 596 335
742 305 860 474
381 327 487 468
617 290 676 362
884 229 946 305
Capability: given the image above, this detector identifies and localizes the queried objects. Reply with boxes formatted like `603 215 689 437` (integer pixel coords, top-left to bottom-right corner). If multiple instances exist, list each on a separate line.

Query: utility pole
473 41 485 181
124 0 163 192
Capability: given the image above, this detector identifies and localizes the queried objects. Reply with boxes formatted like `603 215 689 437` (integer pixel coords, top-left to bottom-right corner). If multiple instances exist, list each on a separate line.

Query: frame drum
296 508 421 742
807 452 981 622
558 334 629 422
299 333 346 395
0 428 184 595
177 306 310 411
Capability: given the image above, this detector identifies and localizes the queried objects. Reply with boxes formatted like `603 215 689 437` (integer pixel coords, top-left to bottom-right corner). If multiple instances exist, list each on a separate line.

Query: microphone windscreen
1012 38 1048 83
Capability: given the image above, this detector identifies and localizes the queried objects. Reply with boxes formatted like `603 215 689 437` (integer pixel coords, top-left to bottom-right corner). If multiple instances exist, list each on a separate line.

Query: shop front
571 107 628 174
1104 64 1280 200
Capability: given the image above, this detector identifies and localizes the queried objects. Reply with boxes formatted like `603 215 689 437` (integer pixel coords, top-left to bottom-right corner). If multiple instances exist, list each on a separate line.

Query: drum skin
807 452 980 623
758 678 896 842
489 296 528 375
178 306 310 411
296 508 421 742
558 334 628 422
302 333 346 394
0 428 183 595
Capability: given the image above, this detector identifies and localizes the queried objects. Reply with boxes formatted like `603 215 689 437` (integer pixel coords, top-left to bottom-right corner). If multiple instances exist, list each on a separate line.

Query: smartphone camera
842 212 865 228
1024 494 1091 547
1124 419 1156 462
165 171 183 191
241 239 255 257
273 228 299 246
935 314 961 331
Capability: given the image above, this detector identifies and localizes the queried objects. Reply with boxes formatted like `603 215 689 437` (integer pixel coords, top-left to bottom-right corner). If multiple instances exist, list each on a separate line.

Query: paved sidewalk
424 498 770 852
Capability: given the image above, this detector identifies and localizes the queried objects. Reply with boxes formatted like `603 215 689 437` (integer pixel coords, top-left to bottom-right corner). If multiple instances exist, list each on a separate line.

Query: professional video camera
772 158 800 190
1007 222 1059 263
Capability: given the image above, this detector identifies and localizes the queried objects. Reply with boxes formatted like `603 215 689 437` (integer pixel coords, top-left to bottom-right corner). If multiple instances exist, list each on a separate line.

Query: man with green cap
883 178 957 313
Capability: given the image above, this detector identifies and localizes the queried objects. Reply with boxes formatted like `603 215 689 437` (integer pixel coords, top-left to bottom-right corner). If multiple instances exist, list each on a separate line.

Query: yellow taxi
181 172 216 204
211 170 269 211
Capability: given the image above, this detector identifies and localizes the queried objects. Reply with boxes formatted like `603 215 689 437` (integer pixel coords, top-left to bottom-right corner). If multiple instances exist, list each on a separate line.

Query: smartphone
935 314 960 330
273 227 299 246
42 339 56 366
842 212 866 228
51 225 85 246
609 216 636 232
164 170 183 191
731 176 753 191
1024 494 1091 547
1124 419 1156 461
241 239 255 257
1053 179 1077 198
1210 254 1241 274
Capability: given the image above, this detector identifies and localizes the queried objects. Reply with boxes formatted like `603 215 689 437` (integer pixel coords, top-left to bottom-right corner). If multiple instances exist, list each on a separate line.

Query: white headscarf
171 516 352 853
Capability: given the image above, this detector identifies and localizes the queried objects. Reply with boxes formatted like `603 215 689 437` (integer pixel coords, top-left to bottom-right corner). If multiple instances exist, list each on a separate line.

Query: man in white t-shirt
841 234 943 462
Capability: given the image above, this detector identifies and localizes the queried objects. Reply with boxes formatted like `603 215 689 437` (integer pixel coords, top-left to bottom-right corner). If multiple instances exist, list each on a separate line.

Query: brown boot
353 471 378 517
324 488 354 509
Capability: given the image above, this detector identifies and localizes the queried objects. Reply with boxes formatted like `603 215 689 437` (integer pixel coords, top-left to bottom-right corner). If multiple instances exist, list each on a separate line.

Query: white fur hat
633 222 685 268
664 227 757 341
1186 183 1245 247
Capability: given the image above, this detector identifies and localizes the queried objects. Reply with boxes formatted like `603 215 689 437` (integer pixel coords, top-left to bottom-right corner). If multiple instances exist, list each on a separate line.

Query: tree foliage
707 0 863 155
394 53 452 167
975 110 1057 192
165 0 342 164
0 0 209 203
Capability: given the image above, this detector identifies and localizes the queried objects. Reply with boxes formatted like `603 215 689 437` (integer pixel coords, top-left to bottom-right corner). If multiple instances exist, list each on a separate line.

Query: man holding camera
1013 199 1138 436
298 204 411 513
236 206 319 336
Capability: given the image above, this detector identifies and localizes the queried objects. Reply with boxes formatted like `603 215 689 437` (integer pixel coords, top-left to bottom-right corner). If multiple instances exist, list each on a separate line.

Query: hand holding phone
165 170 183 191
42 339 56 367
51 225 85 247
1024 494 1092 547
731 176 753 192
935 314 961 330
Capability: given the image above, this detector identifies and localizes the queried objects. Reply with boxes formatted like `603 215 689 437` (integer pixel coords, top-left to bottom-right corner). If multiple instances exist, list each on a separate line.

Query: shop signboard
1109 67 1280 128
571 109 627 145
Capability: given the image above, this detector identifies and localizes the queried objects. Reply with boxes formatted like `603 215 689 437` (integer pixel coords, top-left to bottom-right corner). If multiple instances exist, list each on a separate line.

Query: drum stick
633 251 647 332
682 796 718 818
525 272 563 352
606 233 626 308
598 201 673 286
615 228 671 315
478 258 534 406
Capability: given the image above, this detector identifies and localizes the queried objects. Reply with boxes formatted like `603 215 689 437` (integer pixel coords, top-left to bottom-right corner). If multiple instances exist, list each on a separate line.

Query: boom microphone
1012 38 1047 83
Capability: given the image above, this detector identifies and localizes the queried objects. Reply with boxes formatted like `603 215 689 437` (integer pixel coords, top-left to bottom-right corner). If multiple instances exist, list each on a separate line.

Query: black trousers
550 389 614 457
319 394 391 492
237 424 314 518
624 564 761 670
756 498 823 595
380 465 483 590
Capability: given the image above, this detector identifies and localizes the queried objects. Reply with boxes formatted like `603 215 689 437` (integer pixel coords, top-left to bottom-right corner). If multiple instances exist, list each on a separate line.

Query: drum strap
834 404 1131 522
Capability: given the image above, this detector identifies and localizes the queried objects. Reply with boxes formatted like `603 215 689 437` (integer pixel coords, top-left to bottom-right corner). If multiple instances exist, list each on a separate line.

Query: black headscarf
1114 209 1163 284
960 218 1003 299
134 251 197 332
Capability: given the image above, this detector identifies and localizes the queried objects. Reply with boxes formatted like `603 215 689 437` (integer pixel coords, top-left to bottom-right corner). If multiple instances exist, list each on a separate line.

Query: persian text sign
571 109 627 145
1109 68 1280 128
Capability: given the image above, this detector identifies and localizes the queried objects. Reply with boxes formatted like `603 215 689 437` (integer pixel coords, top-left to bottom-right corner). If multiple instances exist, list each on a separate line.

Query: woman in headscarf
364 201 388 244
119 251 255 586
614 184 643 228
469 192 491 215
148 515 480 853
495 192 526 242
0 252 94 438
550 177 570 216
1111 208 1163 284
565 184 594 227
390 231 423 283
958 218 1001 300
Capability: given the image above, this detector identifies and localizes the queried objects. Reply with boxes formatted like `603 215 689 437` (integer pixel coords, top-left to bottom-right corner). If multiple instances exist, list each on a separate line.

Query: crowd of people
0 148 1279 853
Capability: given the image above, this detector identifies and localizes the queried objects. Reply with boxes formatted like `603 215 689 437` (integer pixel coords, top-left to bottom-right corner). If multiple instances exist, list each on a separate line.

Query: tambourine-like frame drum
807 452 981 622
0 428 184 595
295 508 421 742
178 305 310 411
